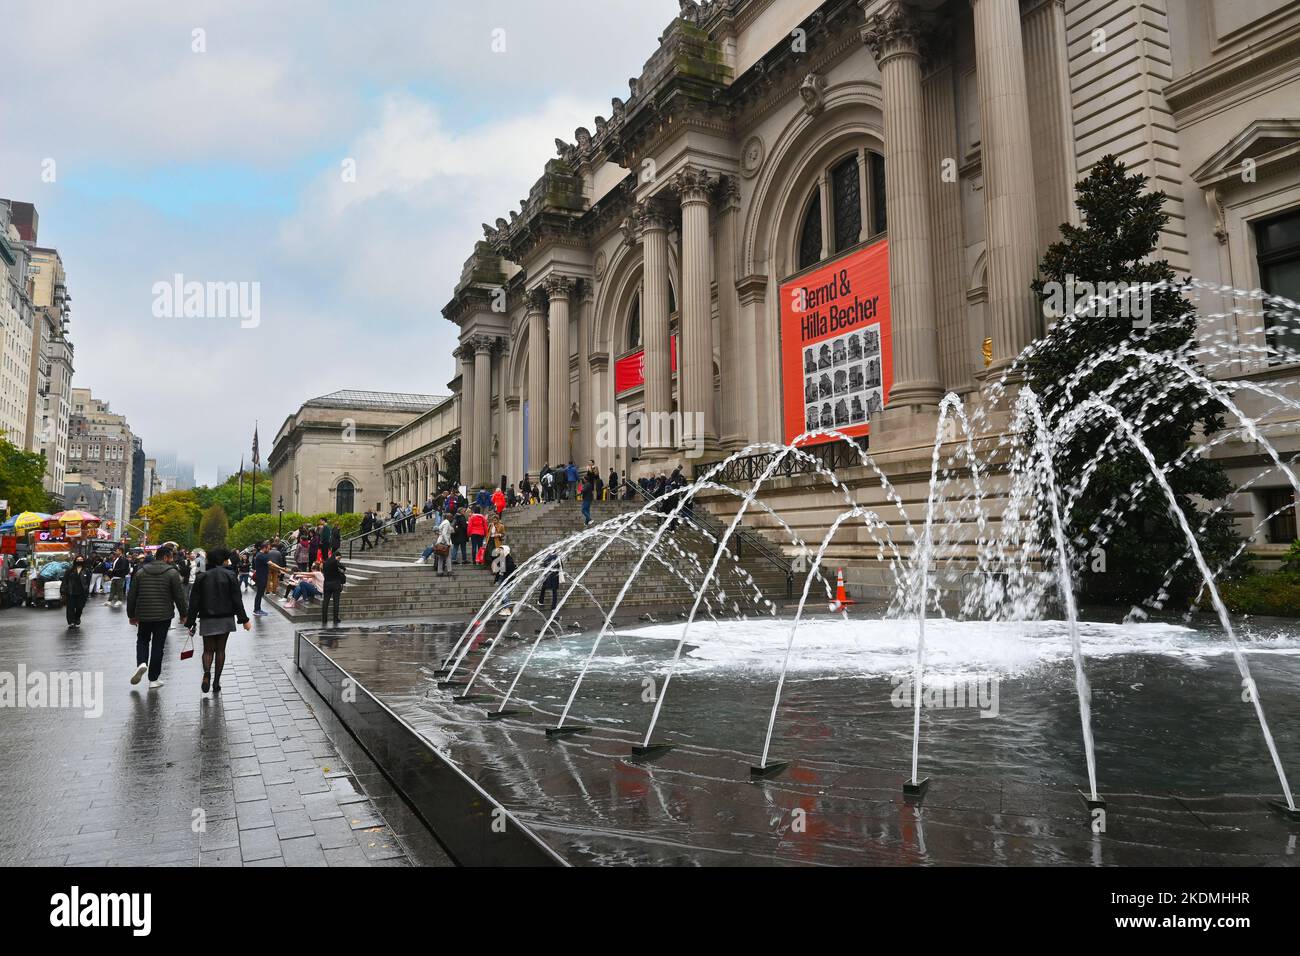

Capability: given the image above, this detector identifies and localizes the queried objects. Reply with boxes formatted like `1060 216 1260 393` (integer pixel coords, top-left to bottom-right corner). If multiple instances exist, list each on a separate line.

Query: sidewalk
0 592 451 867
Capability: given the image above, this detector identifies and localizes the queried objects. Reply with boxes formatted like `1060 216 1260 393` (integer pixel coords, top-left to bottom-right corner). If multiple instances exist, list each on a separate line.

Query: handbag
434 543 450 556
180 633 195 660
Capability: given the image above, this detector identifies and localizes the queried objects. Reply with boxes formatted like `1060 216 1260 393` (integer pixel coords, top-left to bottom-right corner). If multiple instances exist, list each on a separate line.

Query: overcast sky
2 0 680 485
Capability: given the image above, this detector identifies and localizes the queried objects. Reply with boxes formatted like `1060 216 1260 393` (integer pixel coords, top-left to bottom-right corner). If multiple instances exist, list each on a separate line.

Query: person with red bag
467 506 489 567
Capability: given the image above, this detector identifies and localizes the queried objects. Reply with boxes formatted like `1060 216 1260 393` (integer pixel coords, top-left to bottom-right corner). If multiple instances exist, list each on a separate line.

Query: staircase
268 497 797 624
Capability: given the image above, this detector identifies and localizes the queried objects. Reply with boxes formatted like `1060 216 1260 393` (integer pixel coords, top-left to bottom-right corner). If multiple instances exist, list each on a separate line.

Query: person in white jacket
419 515 454 576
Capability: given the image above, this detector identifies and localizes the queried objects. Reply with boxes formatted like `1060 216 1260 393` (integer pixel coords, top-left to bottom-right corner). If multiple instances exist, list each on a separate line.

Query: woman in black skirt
185 548 251 694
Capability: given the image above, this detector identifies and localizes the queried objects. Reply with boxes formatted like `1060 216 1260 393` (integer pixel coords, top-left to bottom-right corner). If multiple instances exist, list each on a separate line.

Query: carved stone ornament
673 164 716 203
861 0 924 64
799 72 828 116
740 135 765 179
542 274 575 300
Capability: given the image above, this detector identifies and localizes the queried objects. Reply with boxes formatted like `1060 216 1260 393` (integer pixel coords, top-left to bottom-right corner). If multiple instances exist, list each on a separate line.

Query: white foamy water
557 617 1300 682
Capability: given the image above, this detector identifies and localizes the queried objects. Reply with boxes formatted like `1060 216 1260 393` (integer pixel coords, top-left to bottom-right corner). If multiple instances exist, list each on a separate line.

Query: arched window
798 190 822 271
628 283 678 344
832 155 862 252
335 479 354 515
628 293 642 349
794 149 886 273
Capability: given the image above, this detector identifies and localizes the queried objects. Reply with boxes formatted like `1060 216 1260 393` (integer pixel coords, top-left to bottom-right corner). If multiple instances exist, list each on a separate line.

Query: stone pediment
1191 118 1300 189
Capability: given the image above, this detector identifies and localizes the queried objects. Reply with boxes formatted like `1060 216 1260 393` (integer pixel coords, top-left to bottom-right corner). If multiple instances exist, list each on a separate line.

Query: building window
1265 487 1297 543
798 190 822 271
628 294 641 350
1257 208 1300 363
336 479 355 515
832 155 862 252
795 149 885 274
870 152 887 235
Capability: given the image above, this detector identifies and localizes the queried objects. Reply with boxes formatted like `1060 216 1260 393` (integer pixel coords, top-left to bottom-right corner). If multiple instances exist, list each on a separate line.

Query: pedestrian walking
251 541 271 616
467 506 488 567
451 509 469 564
185 548 250 695
582 459 599 525
321 553 346 627
63 556 92 628
432 513 453 576
127 544 188 689
107 547 129 607
538 551 561 611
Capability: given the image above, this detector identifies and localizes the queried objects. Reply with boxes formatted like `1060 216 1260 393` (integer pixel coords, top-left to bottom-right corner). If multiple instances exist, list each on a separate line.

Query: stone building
429 0 1300 547
269 390 446 517
67 388 134 529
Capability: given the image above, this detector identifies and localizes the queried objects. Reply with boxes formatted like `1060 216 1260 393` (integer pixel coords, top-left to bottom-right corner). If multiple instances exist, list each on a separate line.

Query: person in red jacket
467 506 489 567
491 486 506 516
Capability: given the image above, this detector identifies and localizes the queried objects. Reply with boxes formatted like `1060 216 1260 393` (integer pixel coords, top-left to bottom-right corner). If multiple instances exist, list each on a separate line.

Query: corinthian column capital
525 286 549 314
542 273 574 302
469 332 495 354
672 164 716 205
635 198 674 233
860 0 925 65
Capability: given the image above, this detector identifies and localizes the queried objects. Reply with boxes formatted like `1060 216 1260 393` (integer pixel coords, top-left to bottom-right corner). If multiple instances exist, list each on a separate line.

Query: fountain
300 283 1300 863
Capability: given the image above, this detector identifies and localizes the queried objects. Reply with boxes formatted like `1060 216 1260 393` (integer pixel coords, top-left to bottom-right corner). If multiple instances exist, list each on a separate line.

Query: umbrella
7 511 52 534
53 510 101 526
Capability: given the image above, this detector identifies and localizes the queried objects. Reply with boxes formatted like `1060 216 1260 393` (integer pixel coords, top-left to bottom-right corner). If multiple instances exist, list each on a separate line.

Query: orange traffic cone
829 568 855 612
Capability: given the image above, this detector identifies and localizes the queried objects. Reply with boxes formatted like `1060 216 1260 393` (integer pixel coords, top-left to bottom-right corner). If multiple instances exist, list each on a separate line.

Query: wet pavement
0 595 451 867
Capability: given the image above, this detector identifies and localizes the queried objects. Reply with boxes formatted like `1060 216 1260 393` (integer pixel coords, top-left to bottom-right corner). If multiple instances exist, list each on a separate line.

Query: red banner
780 239 892 446
614 335 678 395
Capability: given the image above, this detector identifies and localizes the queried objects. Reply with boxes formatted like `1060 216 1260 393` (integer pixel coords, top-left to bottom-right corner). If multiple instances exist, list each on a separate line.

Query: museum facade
428 0 1300 505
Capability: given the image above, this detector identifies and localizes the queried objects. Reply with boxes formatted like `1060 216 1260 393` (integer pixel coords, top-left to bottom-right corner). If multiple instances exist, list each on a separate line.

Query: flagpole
251 422 260 519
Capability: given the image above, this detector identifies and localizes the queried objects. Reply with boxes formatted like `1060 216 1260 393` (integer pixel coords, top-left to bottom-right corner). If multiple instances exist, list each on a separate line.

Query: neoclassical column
543 274 573 466
638 200 674 453
525 289 548 476
576 283 593 466
505 394 521 485
675 164 719 450
862 1 943 408
456 343 476 486
494 340 509 486
714 176 745 448
472 333 493 488
971 0 1041 369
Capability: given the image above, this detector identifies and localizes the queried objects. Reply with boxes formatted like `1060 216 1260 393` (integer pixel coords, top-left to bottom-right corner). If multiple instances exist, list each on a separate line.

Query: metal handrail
692 438 867 484
342 502 443 558
622 478 793 598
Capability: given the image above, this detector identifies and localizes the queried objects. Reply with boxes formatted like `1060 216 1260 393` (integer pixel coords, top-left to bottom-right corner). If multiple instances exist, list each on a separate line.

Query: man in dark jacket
107 547 130 607
321 554 346 627
251 541 271 616
63 556 93 628
127 544 187 688
359 510 375 551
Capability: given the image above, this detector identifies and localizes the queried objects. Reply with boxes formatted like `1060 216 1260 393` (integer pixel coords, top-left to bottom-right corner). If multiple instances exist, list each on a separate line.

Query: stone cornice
442 282 500 326
1165 18 1300 118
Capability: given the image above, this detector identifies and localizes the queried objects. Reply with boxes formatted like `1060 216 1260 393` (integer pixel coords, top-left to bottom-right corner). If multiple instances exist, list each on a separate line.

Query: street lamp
277 495 284 537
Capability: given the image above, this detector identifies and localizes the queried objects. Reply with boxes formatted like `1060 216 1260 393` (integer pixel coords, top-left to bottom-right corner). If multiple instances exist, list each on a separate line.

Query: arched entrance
335 479 355 515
